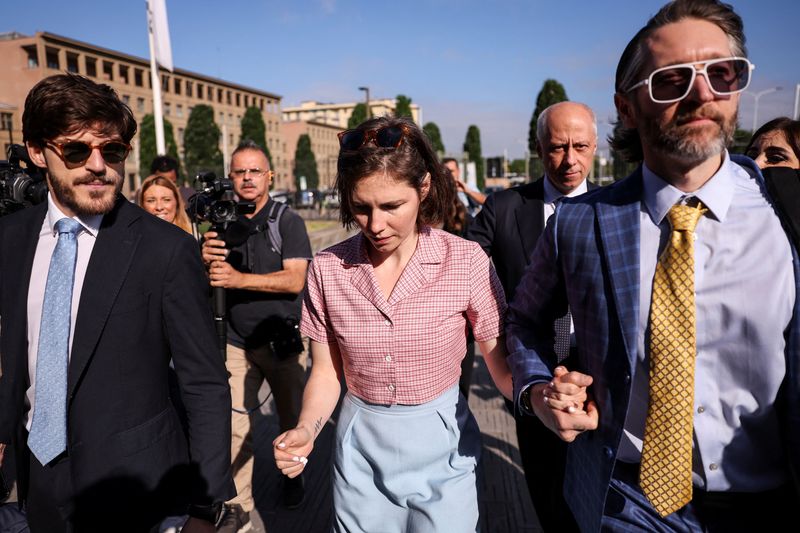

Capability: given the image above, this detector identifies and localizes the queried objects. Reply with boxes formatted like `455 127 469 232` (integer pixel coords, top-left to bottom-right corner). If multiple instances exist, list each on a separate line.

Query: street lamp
746 86 783 132
358 86 371 119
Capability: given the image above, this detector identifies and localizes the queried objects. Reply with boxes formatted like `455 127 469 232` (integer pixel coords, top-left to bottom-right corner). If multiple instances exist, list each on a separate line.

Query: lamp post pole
747 86 783 132
358 86 371 119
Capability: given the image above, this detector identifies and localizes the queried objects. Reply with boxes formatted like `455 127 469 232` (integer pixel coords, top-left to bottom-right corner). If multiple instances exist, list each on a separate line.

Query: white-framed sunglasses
627 56 755 104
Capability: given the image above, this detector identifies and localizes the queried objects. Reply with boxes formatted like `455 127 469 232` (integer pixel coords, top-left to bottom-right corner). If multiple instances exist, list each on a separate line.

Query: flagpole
147 0 166 156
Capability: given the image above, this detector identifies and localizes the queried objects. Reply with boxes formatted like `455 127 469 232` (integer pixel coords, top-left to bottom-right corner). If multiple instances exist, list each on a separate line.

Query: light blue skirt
333 385 481 533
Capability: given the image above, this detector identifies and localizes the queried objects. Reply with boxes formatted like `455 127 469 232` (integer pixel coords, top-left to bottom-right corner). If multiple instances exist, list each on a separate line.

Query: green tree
463 125 485 190
528 79 569 178
294 134 319 189
423 122 445 155
348 103 368 128
138 114 180 181
183 104 223 178
729 126 752 155
240 106 273 167
395 94 413 119
508 159 527 174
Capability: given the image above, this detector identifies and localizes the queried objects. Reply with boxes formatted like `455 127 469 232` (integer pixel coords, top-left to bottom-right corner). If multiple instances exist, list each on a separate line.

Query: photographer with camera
201 140 312 530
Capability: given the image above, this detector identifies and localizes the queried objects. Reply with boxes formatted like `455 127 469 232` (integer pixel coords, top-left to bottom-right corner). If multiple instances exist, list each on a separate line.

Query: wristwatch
187 502 223 525
520 384 536 416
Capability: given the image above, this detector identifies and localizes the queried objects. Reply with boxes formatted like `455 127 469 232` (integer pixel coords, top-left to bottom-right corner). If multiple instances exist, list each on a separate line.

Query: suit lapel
68 199 141 397
595 171 643 368
515 179 545 260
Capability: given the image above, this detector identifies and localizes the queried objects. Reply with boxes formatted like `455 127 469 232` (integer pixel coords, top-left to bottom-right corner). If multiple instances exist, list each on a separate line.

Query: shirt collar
642 150 735 225
45 192 103 237
543 175 588 204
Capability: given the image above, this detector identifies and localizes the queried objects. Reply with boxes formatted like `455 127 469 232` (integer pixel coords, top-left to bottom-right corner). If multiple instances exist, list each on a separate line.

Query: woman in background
138 174 193 233
745 117 800 170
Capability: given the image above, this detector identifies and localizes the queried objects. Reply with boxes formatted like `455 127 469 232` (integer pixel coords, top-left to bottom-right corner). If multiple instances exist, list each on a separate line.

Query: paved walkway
248 351 541 533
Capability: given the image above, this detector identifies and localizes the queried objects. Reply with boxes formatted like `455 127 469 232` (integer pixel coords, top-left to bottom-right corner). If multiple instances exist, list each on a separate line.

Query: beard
49 171 123 216
641 105 737 165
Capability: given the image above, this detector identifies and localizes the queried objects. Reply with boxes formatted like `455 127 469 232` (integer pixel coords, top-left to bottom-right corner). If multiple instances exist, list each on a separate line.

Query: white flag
148 0 173 72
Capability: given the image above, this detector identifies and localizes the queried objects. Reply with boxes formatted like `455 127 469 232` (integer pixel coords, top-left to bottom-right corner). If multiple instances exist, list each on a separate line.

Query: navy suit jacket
506 156 800 532
0 197 235 514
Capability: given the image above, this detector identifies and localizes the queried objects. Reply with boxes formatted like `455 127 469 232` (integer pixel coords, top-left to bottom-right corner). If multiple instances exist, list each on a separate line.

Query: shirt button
697 406 705 414
385 355 392 362
387 384 395 392
709 463 718 471
384 319 391 326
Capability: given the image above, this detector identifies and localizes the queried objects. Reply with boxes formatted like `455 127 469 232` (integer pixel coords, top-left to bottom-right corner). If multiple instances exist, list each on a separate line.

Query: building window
45 48 60 70
162 75 170 92
235 93 241 107
102 61 113 81
219 111 224 122
226 91 232 105
136 97 145 113
66 52 79 73
186 80 193 97
134 68 144 87
119 65 129 84
178 128 184 145
174 78 181 95
207 86 213 101
267 121 272 132
229 133 234 145
85 57 97 77
259 98 264 111
176 104 183 118
217 88 223 103
164 103 171 115
122 95 130 105
24 46 38 68
196 83 203 99
244 95 249 108
0 113 12 130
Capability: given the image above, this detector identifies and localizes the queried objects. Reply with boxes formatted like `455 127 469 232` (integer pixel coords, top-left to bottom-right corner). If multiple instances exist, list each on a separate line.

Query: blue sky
5 0 799 159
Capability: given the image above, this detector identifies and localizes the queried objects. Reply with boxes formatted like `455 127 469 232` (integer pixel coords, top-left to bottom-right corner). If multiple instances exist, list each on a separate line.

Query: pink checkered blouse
301 227 506 405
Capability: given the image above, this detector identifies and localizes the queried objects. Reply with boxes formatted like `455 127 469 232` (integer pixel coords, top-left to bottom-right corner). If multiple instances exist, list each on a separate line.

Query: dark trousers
26 453 73 533
603 461 798 532
515 412 579 532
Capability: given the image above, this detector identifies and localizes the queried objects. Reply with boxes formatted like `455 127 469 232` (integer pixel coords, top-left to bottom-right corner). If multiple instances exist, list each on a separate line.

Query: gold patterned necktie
640 200 706 517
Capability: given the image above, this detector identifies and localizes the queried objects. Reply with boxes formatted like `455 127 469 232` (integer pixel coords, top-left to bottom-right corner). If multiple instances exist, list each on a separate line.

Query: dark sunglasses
627 57 754 104
338 125 411 151
45 139 132 165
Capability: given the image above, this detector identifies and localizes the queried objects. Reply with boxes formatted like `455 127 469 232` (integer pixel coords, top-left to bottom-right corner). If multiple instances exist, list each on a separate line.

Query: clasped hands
530 366 598 442
201 231 243 289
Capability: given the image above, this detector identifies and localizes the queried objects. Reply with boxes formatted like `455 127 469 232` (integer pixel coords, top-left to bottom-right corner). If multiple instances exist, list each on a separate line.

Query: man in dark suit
467 101 597 531
508 1 800 531
0 74 234 532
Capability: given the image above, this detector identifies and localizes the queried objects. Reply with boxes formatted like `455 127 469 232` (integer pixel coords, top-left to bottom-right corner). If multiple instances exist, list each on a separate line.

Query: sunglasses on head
45 139 132 166
627 56 754 104
338 125 411 151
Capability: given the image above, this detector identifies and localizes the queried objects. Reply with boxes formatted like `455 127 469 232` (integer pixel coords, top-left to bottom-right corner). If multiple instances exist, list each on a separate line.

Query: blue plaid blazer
506 156 800 532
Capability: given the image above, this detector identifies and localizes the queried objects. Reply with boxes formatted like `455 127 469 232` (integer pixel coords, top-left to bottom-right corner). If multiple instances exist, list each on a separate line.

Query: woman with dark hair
745 117 800 170
273 116 512 532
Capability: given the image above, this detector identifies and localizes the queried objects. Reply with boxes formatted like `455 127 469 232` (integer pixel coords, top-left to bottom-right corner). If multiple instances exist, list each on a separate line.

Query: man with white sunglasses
506 0 800 531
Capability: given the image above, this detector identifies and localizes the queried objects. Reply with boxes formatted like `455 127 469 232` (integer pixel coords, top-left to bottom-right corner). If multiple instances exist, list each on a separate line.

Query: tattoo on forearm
314 417 323 435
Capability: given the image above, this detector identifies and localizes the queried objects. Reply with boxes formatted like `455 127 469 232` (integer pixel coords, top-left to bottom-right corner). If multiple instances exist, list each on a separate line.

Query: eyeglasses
338 125 411 151
627 57 754 104
45 139 131 165
229 168 273 179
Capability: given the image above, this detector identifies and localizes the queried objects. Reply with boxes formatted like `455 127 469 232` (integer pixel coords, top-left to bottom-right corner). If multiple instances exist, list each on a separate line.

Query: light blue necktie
28 217 82 465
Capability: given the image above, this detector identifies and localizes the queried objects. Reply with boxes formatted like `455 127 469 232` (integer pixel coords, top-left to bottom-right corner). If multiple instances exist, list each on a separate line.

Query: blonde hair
138 175 192 234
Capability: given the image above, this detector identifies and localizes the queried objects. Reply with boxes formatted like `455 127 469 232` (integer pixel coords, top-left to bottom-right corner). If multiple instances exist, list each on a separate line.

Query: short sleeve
466 244 507 341
300 255 337 344
279 208 313 261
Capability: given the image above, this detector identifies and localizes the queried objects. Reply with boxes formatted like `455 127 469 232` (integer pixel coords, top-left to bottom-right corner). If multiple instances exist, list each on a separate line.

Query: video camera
0 144 48 217
187 171 255 228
